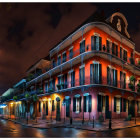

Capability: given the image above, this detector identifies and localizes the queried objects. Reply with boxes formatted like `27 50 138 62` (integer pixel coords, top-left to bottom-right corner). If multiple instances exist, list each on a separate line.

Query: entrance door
128 100 135 117
56 100 61 121
66 99 70 117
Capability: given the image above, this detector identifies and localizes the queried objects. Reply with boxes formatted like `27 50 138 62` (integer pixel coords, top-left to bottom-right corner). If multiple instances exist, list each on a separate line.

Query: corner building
1 12 140 122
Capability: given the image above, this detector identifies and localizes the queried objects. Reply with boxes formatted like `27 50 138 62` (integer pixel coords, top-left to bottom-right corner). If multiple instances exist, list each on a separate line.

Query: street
0 119 140 137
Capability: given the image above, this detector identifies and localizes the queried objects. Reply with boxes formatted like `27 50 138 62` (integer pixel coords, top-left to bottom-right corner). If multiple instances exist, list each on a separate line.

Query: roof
49 11 134 52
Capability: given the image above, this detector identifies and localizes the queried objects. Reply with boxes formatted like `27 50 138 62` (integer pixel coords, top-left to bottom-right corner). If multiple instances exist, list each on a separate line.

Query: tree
25 93 30 124
32 94 39 123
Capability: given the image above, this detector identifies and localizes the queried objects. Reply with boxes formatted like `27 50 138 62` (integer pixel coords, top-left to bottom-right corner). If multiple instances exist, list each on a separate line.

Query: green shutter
46 101 48 115
88 95 92 112
73 97 76 112
97 94 102 112
84 96 86 112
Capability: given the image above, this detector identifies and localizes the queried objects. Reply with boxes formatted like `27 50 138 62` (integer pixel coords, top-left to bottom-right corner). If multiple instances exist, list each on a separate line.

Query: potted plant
39 89 43 94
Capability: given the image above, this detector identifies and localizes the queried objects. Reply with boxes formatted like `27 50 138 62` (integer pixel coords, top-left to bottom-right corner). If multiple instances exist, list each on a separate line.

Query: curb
1 117 140 132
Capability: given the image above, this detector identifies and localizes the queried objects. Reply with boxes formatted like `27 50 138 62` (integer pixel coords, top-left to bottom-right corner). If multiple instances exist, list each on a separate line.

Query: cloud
0 3 97 94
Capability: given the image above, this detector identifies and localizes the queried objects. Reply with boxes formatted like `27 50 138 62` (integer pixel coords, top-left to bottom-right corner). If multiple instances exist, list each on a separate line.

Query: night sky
0 3 140 94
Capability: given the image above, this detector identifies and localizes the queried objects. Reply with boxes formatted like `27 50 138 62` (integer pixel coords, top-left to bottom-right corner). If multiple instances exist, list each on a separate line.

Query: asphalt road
0 119 140 138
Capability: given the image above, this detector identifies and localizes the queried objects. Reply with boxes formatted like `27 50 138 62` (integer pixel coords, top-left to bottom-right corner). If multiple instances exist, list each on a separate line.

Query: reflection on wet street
0 119 140 138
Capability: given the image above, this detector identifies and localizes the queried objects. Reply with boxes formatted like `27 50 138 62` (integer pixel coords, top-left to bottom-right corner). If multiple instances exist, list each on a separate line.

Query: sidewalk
1 115 140 132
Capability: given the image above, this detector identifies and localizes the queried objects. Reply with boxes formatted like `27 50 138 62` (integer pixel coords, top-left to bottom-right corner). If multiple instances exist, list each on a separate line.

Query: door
128 100 135 117
56 100 61 121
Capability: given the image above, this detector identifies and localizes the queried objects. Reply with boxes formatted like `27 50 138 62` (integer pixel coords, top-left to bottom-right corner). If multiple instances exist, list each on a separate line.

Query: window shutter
124 73 126 89
73 97 76 112
112 43 115 54
83 40 85 53
83 67 85 85
115 70 117 87
79 96 82 112
99 37 102 51
97 94 102 112
93 36 97 50
123 98 126 112
46 101 48 115
106 40 110 52
120 47 122 59
80 42 82 54
120 97 122 112
69 98 71 104
79 68 81 85
105 95 109 119
93 64 96 83
91 36 94 50
107 66 110 85
90 64 93 84
116 45 118 56
84 96 86 112
88 95 92 112
114 97 116 112
99 64 102 84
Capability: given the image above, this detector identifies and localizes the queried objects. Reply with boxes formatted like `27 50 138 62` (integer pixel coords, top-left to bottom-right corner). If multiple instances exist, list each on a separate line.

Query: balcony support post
81 87 85 125
70 91 73 125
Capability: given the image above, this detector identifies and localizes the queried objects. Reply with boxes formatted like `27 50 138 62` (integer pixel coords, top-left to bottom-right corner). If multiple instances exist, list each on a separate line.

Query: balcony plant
128 75 135 91
39 89 43 94
57 84 61 90
138 60 140 68
48 87 54 93
98 114 104 123
26 73 34 82
13 96 18 101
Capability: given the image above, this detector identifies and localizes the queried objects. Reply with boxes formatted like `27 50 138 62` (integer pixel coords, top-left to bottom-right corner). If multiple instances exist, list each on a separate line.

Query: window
107 66 117 87
80 40 85 54
123 50 127 61
57 55 61 65
84 95 92 112
79 65 85 85
69 47 73 59
71 71 75 87
106 40 111 53
114 97 122 114
52 59 56 68
91 35 102 51
97 95 109 113
73 96 81 113
49 79 55 91
62 52 66 63
45 82 49 92
112 43 118 56
120 71 126 89
90 62 102 84
120 47 122 59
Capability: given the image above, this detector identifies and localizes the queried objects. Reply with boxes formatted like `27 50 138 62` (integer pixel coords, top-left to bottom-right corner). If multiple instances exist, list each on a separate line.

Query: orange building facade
1 12 140 123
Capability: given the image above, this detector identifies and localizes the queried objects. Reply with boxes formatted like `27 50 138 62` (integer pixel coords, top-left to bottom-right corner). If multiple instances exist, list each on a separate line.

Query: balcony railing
25 44 140 86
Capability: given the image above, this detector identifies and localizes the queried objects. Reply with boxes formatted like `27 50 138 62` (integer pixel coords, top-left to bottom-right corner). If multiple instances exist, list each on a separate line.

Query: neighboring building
1 12 140 122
